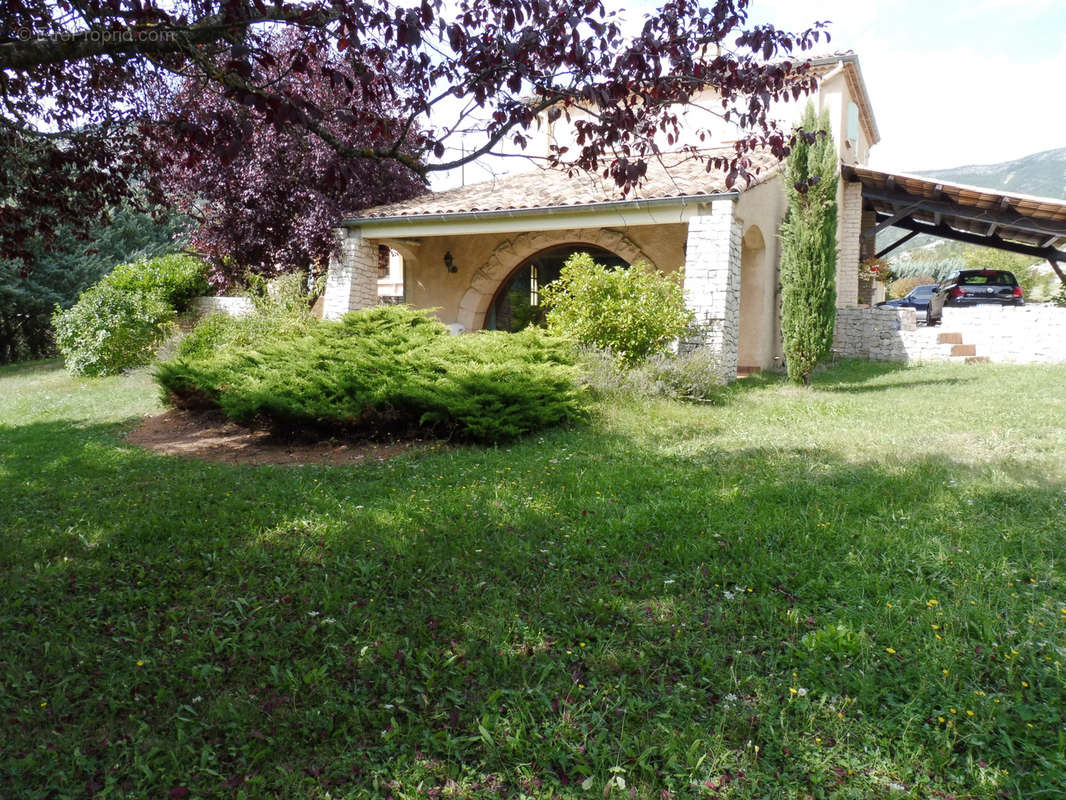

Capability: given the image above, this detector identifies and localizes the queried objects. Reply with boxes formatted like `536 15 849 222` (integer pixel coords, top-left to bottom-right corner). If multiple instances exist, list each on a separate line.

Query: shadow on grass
1 414 1065 797
719 361 921 402
0 357 62 377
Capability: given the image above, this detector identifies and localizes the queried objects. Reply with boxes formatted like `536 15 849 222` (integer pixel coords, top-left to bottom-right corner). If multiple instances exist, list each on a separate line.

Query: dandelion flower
886 647 896 654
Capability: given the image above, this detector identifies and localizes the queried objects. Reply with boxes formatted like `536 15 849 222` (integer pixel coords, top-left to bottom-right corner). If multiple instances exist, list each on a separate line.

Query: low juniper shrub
157 305 585 442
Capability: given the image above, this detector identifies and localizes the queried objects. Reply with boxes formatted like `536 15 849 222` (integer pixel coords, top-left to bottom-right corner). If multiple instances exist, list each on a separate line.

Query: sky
740 0 1066 172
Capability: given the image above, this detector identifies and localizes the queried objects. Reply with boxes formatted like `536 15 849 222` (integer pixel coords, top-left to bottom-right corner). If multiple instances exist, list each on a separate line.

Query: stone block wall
189 296 255 318
833 305 1066 364
832 306 914 361
936 306 1066 364
322 228 380 320
682 199 743 381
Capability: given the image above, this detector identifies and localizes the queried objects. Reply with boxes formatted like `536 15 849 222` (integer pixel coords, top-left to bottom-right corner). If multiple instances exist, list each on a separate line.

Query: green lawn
2 359 1065 798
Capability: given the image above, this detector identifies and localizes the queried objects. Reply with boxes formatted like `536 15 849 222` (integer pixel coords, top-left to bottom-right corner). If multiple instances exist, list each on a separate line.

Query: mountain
913 147 1066 200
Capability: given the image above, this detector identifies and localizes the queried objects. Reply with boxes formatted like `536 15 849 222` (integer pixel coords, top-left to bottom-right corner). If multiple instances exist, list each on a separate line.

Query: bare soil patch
125 408 422 466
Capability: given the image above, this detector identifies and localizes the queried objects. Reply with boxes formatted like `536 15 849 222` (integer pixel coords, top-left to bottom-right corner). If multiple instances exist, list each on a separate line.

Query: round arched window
485 245 629 332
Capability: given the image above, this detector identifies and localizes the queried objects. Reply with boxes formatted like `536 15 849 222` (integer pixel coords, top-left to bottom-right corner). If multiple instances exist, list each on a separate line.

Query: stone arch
456 228 653 331
737 224 774 371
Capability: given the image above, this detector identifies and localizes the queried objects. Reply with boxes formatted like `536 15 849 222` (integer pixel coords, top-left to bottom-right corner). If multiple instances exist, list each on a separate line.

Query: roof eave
808 53 880 146
342 191 742 234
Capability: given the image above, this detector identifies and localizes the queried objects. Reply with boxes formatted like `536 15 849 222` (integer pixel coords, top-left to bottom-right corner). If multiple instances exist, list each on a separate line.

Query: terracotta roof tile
350 148 783 221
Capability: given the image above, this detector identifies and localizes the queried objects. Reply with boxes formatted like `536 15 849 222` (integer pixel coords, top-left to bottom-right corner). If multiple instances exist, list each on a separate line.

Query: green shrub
103 254 209 311
542 252 692 367
175 305 316 363
157 305 584 442
52 284 175 376
579 346 723 402
887 275 937 300
53 254 209 376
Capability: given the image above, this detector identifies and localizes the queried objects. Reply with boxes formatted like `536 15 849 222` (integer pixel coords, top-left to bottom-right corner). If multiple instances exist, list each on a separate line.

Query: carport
842 164 1066 285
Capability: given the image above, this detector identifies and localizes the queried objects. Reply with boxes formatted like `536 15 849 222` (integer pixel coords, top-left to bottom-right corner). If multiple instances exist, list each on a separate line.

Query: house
323 52 882 379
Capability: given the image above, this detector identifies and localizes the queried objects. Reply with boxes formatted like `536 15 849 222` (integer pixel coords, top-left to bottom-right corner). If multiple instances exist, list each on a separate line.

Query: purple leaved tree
1 0 828 273
157 35 426 286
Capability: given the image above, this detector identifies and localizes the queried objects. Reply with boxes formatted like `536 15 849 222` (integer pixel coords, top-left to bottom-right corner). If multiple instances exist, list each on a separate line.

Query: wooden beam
861 202 922 241
863 187 1066 238
876 230 921 258
876 214 1066 262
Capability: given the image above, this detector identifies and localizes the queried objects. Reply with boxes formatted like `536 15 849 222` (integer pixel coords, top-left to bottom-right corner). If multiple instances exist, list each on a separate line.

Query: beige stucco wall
388 223 687 330
734 177 787 369
816 69 871 308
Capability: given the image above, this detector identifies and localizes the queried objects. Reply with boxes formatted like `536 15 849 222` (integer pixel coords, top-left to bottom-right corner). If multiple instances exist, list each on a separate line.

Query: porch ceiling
844 164 1066 269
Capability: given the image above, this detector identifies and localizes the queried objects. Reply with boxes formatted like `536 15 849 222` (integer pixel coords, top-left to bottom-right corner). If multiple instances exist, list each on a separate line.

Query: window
486 245 629 332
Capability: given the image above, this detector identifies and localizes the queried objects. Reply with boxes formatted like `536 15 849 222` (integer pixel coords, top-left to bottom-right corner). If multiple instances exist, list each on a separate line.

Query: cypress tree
780 104 838 386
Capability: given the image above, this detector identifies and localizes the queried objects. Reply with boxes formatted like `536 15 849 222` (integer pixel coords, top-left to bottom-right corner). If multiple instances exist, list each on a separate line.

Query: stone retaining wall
189 296 255 318
833 304 1066 365
936 305 1066 364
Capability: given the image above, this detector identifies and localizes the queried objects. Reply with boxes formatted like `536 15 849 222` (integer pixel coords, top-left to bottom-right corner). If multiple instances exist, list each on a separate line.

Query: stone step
937 332 964 345
965 356 991 364
950 344 977 357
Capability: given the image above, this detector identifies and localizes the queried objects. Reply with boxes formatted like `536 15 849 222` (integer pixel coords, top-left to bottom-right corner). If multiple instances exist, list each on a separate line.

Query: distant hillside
914 147 1066 200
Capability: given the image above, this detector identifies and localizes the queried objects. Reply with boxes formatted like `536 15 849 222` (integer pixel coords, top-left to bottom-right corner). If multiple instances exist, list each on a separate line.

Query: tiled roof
349 148 784 221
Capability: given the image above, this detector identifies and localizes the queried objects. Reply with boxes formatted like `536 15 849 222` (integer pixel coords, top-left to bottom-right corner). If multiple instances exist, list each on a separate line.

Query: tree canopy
158 33 426 286
2 0 829 272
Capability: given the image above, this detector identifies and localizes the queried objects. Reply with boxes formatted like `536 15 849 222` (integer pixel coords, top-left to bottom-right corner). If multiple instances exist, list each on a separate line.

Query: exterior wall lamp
443 251 458 273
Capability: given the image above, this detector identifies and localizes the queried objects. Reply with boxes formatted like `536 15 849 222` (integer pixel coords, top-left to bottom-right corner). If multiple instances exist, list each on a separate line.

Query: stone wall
682 199 743 381
936 306 1066 364
832 306 914 361
322 228 380 321
189 296 255 318
833 305 1066 364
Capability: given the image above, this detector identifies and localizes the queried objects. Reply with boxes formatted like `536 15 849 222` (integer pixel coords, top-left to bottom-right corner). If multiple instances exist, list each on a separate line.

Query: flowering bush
542 252 692 367
860 256 895 286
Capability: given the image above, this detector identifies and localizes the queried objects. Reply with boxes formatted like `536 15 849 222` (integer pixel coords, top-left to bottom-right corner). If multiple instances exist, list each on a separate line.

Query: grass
2 358 1065 798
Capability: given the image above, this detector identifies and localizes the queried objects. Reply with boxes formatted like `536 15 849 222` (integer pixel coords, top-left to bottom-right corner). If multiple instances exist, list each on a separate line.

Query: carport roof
842 164 1066 271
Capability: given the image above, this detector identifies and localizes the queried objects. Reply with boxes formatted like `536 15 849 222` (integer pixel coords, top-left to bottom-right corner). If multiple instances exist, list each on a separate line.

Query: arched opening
485 244 629 331
737 225 773 372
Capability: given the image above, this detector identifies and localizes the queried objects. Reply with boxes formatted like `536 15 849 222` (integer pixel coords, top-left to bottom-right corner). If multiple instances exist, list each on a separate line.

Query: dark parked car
877 283 938 323
926 270 1024 326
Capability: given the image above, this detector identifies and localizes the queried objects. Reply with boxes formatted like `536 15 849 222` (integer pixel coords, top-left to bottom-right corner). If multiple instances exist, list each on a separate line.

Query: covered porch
323 153 789 380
